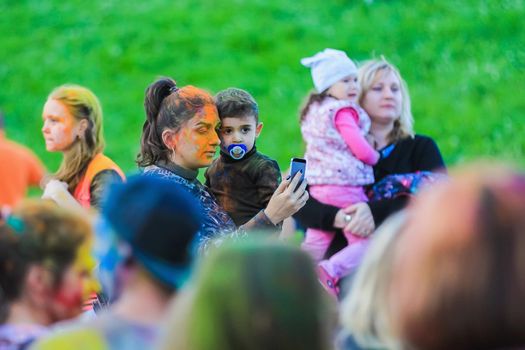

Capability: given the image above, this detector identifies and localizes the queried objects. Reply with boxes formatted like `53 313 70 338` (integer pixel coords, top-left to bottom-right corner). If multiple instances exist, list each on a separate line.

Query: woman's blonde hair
48 84 105 191
339 212 407 350
358 57 414 143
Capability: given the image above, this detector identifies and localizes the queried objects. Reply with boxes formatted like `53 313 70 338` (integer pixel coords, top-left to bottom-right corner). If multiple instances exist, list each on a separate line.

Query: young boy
205 88 281 226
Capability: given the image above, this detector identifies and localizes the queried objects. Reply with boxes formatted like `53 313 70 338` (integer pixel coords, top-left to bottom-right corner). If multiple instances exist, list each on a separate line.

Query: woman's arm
363 135 446 228
367 197 409 228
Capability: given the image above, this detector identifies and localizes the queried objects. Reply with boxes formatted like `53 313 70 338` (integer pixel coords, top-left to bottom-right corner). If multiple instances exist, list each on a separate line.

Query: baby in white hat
299 48 380 298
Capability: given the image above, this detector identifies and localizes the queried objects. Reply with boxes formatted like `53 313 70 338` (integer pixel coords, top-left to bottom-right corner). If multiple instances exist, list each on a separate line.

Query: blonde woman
295 57 445 248
41 84 124 210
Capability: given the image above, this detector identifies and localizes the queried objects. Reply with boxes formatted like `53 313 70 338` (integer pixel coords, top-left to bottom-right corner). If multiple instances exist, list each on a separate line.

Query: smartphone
289 158 306 189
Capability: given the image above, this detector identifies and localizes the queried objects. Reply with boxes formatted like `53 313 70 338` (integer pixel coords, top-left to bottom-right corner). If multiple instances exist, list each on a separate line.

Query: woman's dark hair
137 77 215 167
299 90 328 122
0 200 91 323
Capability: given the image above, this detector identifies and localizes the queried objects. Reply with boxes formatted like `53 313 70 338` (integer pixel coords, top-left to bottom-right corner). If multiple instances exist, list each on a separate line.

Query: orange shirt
73 153 125 209
0 134 45 207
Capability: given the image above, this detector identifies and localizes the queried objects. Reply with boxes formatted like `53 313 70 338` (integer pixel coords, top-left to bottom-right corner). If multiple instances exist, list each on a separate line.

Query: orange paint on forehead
178 85 214 103
173 102 219 163
43 99 75 123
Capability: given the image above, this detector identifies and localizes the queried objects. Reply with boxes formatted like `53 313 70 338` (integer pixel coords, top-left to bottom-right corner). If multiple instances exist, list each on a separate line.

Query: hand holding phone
289 157 306 191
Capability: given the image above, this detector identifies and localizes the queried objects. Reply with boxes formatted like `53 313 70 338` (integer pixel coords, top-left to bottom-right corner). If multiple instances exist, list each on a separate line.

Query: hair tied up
5 215 25 234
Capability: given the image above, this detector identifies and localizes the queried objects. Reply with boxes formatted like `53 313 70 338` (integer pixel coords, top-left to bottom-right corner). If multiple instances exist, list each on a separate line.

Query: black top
204 147 281 226
294 134 445 231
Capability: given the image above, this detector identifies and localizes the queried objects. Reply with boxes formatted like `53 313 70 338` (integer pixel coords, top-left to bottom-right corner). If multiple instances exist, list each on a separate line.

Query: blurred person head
159 238 332 350
390 162 525 349
358 57 414 144
214 88 263 160
95 174 203 303
339 212 406 350
137 77 219 170
0 200 96 325
42 84 105 190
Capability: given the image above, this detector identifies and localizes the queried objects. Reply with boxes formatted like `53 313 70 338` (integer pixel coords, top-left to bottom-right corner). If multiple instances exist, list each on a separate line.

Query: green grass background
1 0 524 180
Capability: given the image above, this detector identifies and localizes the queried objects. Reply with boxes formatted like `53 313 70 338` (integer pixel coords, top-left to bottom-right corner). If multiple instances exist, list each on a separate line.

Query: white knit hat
301 48 357 93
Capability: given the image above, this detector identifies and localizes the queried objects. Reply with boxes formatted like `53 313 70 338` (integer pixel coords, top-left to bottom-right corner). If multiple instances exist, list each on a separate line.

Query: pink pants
302 185 370 279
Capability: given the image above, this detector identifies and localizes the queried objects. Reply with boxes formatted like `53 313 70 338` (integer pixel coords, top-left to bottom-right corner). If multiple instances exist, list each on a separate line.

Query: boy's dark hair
215 88 259 123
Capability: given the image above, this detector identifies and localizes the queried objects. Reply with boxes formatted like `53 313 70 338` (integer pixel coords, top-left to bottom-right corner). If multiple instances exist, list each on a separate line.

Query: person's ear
255 122 264 138
161 129 178 150
25 265 54 307
76 119 89 139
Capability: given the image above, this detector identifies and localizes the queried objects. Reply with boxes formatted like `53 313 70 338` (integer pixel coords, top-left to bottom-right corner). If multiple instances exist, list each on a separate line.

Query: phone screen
290 158 306 184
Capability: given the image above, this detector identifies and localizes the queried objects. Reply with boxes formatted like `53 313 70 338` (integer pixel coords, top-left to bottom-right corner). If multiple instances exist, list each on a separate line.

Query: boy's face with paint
41 99 83 152
218 115 262 157
167 103 221 170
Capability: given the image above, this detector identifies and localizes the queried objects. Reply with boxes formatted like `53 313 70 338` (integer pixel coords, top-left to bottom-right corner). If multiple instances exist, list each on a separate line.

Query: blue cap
101 175 203 289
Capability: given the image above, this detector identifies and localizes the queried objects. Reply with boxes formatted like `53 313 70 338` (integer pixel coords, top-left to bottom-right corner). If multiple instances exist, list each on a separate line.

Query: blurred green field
1 0 524 180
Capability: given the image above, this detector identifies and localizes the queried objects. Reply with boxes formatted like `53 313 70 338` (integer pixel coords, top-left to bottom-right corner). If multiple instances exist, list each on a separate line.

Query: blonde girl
41 84 124 210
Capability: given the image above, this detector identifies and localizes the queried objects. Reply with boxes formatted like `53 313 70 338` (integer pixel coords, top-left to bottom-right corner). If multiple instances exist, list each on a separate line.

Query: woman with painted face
0 200 97 349
294 57 446 266
41 85 125 210
138 78 308 253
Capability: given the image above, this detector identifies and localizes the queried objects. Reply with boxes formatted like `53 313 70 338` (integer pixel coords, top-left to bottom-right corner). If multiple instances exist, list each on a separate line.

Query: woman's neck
370 121 394 149
6 301 52 326
160 158 199 181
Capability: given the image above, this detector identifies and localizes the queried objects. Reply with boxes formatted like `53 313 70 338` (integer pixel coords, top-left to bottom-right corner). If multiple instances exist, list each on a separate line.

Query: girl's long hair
48 85 105 191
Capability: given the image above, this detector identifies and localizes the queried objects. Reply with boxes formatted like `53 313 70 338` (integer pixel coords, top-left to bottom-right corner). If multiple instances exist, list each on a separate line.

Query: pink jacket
301 98 375 186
